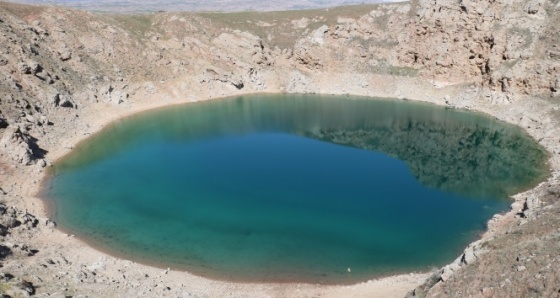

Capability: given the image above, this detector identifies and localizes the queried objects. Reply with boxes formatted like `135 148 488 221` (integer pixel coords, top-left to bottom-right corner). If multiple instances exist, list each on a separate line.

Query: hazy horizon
5 0 406 13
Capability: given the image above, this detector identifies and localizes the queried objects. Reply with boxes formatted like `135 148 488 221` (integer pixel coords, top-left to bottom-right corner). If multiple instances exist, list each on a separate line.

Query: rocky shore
0 0 559 296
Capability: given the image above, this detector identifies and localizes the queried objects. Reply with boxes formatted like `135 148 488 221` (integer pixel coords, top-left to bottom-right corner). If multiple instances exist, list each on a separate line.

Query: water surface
46 94 548 284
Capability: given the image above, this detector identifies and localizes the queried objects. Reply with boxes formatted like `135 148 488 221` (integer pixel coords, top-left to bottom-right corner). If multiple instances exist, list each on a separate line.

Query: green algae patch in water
45 94 548 284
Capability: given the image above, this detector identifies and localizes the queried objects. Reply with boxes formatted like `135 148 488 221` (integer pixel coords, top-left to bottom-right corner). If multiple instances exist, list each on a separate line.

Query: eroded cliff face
395 0 560 102
0 0 559 296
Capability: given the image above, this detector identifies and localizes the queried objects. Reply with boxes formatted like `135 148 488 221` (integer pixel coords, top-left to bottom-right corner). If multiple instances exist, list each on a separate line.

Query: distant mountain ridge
5 0 402 12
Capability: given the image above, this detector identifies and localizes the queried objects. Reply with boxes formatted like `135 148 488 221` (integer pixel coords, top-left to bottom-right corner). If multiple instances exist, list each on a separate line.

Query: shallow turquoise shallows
46 94 548 284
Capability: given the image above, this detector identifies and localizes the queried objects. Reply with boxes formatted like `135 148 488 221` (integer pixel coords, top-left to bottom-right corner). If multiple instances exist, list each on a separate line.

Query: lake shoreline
42 94 539 287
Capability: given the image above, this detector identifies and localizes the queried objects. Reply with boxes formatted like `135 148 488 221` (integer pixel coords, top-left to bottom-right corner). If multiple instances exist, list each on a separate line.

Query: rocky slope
0 0 559 296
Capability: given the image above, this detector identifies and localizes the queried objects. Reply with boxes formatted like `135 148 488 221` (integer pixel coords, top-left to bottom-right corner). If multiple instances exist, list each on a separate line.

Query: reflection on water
304 118 547 198
56 94 547 198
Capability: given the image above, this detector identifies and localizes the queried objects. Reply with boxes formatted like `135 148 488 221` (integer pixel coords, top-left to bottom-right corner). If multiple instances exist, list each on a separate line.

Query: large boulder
99 85 128 105
200 68 244 89
56 94 75 108
0 126 43 165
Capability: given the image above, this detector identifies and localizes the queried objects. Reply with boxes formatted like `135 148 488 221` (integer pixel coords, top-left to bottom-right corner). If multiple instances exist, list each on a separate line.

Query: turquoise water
46 94 548 284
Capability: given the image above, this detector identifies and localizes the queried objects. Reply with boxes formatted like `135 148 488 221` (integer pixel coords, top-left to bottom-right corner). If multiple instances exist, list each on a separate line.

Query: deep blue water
46 94 548 284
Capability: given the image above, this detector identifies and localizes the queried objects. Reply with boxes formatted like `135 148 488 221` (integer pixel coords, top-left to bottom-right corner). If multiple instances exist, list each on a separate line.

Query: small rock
549 50 560 61
500 278 511 288
58 49 72 61
0 244 12 259
526 0 541 14
1 216 20 228
45 219 56 228
55 94 75 108
0 224 8 236
29 61 42 74
18 62 31 74
38 159 46 168
552 77 559 95
17 280 35 295
462 248 476 265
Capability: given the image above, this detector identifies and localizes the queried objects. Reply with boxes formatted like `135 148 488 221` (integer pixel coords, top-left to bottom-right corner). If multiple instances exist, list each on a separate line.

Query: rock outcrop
0 126 44 165
200 67 245 89
394 0 560 99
